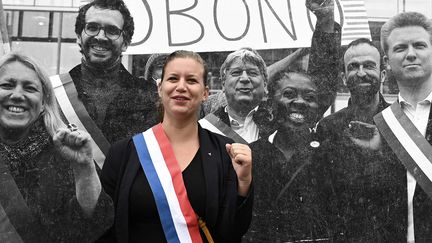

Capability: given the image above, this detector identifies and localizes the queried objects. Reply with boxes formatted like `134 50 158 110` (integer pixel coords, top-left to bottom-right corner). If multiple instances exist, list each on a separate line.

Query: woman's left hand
53 127 101 215
53 128 93 166
226 143 252 197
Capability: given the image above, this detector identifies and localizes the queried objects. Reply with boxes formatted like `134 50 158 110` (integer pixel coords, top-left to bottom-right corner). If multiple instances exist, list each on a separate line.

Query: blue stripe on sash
132 133 180 243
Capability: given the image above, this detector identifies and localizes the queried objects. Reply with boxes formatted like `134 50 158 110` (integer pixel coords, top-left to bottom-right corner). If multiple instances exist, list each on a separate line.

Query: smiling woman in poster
0 52 113 242
243 0 341 241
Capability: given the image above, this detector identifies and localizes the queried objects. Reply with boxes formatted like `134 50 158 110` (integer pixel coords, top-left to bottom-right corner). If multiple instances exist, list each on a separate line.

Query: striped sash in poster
374 103 432 199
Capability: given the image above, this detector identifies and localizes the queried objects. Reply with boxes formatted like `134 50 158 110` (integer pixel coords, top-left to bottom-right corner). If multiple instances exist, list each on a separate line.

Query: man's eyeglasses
228 68 262 78
84 22 123 40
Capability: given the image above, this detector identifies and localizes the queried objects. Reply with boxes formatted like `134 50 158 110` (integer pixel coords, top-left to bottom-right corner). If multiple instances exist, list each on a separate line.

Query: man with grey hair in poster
199 0 341 144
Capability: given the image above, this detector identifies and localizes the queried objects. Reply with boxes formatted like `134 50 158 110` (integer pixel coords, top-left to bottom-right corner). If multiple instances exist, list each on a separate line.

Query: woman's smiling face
0 61 44 133
272 72 318 132
159 57 208 119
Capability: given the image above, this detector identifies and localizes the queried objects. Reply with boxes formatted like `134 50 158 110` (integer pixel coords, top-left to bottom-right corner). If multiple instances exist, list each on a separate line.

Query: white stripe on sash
143 129 193 243
50 75 105 168
382 108 432 182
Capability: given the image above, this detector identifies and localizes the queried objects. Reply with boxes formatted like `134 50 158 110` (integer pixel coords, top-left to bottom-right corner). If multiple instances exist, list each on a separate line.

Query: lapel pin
208 152 212 156
310 140 320 148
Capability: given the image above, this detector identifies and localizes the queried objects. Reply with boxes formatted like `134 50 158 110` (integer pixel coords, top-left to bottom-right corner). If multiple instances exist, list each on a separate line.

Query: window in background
11 41 58 73
5 9 80 75
35 0 73 7
62 12 78 39
60 43 81 74
73 0 83 7
51 12 60 37
403 0 432 17
4 10 18 37
2 0 34 5
22 11 49 38
364 0 398 19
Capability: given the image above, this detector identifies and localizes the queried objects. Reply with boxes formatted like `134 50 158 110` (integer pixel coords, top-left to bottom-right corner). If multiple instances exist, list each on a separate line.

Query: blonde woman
0 52 113 242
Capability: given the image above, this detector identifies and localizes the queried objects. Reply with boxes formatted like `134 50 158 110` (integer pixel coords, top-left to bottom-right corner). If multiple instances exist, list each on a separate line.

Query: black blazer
97 125 253 243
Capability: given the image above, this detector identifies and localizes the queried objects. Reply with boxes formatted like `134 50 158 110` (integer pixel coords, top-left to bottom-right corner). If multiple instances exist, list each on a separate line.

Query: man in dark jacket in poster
50 0 158 168
315 38 408 241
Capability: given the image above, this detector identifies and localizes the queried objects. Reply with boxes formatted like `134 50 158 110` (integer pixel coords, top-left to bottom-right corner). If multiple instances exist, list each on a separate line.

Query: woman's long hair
0 52 64 136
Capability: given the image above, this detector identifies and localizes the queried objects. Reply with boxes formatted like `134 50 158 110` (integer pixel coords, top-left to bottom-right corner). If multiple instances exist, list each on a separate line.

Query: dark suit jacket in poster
68 64 159 144
98 125 253 243
314 99 432 242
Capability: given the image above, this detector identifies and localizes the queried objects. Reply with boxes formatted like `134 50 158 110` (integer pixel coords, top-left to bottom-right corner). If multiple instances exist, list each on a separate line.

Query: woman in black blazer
98 50 253 243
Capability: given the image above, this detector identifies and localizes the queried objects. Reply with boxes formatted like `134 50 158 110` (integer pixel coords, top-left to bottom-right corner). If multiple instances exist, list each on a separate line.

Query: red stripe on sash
153 124 202 243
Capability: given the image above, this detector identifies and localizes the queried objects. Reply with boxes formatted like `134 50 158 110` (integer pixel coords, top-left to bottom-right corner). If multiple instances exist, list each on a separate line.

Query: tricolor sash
132 124 202 243
199 114 247 144
374 102 432 199
50 73 110 168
